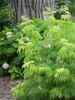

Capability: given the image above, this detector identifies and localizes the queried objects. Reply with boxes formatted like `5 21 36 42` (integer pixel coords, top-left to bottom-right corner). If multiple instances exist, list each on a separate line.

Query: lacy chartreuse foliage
11 17 75 100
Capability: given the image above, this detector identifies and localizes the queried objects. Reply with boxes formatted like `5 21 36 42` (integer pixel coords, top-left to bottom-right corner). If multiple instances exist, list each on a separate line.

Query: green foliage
12 66 53 100
54 0 71 19
50 88 62 99
69 0 75 15
11 17 75 100
0 0 13 30
0 68 3 76
54 68 70 83
0 27 24 77
12 65 74 100
9 67 23 80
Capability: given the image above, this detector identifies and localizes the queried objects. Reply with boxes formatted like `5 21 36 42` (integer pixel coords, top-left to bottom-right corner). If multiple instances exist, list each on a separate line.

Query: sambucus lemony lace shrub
11 16 75 100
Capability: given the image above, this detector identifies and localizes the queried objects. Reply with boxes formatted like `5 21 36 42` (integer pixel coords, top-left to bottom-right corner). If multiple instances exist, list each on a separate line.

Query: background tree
10 0 55 22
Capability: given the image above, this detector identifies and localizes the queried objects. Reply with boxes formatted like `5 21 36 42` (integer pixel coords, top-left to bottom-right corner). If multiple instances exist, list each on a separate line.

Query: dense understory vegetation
7 17 75 100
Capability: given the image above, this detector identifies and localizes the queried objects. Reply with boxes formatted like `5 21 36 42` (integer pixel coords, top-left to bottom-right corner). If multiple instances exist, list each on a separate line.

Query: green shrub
0 27 24 77
11 17 75 99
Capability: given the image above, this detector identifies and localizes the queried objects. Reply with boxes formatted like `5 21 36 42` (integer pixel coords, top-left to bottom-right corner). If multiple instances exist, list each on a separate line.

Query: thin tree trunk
10 0 55 22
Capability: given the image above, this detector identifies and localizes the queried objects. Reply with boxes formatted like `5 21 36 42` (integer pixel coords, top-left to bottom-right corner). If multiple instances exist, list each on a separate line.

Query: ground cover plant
9 16 75 100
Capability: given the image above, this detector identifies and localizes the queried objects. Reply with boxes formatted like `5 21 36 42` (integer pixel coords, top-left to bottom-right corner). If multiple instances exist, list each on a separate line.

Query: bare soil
0 77 21 100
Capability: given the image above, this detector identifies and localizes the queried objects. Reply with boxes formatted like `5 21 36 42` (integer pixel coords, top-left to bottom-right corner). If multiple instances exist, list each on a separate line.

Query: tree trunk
10 0 55 22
